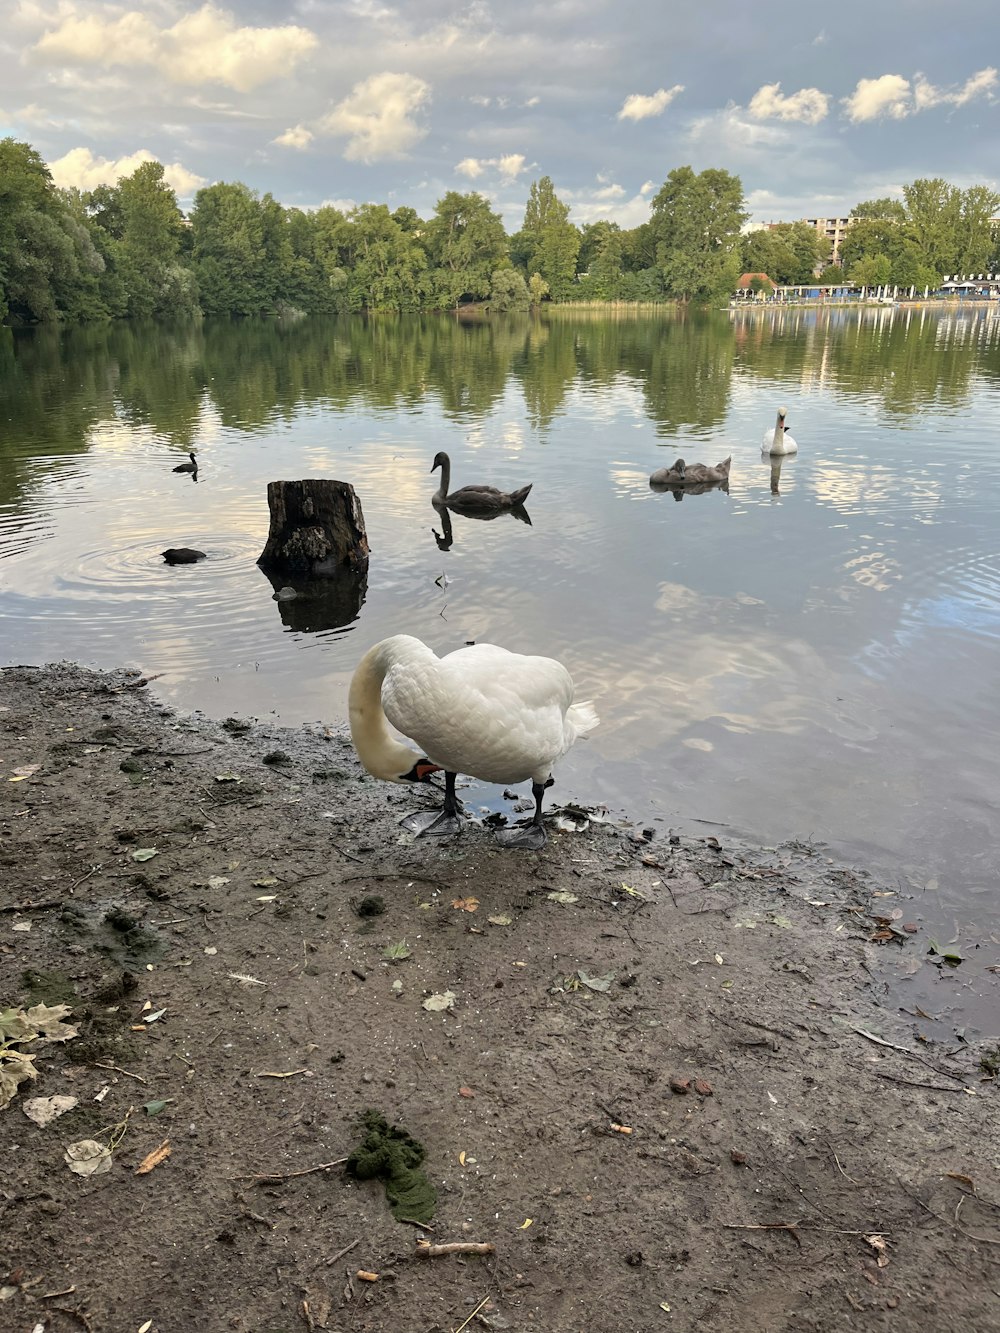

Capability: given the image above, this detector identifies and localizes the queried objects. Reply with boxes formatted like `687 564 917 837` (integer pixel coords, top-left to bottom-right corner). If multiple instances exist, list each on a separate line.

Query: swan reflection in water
767 453 796 497
432 501 532 552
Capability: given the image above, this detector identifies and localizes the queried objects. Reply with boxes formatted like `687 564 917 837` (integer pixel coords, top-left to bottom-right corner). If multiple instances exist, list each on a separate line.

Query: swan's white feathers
354 635 597 787
763 408 798 455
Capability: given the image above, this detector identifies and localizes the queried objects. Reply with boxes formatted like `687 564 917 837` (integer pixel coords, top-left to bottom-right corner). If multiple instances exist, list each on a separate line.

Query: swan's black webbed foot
401 807 464 837
494 778 549 850
494 821 546 850
400 770 463 837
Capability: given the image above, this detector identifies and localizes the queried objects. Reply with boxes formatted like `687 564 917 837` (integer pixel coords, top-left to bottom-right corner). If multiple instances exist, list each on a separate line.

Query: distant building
735 272 776 298
801 216 852 265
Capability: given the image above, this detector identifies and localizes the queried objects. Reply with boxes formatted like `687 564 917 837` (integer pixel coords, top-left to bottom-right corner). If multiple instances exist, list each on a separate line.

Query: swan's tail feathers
509 483 533 506
567 699 600 739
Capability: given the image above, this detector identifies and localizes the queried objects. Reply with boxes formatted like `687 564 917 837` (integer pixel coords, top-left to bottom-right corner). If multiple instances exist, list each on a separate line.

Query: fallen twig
90 1062 148 1085
453 1296 492 1333
237 1157 347 1183
873 1071 970 1094
722 1222 802 1247
0 898 62 914
415 1240 495 1257
325 1238 360 1266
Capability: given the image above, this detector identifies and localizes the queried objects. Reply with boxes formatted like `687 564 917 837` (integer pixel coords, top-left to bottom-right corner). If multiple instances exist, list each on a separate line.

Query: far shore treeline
2 136 999 326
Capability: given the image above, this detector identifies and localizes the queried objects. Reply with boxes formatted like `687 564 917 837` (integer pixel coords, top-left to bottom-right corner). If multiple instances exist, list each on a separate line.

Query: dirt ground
1 662 998 1333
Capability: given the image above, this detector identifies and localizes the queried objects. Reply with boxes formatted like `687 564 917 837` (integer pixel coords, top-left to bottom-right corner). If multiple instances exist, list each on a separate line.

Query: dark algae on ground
346 1110 437 1223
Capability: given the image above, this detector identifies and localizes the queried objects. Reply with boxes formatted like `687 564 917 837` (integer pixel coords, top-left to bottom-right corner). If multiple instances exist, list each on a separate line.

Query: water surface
2 307 998 1031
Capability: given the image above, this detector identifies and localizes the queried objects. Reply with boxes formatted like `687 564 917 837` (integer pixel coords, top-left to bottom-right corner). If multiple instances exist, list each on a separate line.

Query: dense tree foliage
3 134 998 325
741 221 830 285
839 179 1000 289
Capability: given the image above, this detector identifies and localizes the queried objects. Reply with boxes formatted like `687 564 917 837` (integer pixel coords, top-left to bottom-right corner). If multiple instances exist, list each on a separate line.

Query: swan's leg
495 780 549 850
400 771 464 837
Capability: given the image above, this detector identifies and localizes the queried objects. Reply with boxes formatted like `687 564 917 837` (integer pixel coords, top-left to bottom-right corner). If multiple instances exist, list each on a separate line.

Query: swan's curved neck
434 454 451 500
349 640 422 781
773 417 785 450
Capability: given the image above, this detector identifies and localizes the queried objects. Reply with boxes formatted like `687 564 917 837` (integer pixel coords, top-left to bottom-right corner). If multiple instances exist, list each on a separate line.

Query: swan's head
430 451 448 474
672 458 686 474
777 407 788 424
400 757 442 783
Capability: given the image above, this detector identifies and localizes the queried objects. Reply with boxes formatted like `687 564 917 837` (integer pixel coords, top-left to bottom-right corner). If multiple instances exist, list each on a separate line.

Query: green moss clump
346 1110 436 1222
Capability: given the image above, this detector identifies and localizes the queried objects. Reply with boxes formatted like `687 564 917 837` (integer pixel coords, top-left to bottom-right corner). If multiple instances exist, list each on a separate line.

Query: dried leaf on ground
135 1139 171 1174
866 1234 890 1267
131 848 158 862
577 969 615 992
65 1138 113 1176
547 891 579 906
422 990 457 1012
23 1095 78 1126
451 897 480 912
487 913 513 926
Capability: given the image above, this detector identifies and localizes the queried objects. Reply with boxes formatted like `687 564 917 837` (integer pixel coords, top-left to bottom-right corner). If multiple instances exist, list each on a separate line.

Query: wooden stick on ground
415 1240 495 1257
236 1156 347 1182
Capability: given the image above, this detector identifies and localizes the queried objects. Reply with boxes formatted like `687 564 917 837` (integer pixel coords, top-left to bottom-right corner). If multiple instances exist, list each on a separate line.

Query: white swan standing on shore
349 634 599 849
763 407 798 455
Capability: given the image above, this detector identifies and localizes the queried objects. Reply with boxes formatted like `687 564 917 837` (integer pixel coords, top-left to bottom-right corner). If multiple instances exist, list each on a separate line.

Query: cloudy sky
3 0 998 230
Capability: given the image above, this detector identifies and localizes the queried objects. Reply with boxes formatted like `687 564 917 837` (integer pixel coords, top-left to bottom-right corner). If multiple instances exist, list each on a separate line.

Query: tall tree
425 191 508 307
343 204 428 311
649 166 746 302
955 185 1000 274
115 161 192 318
512 177 581 301
902 178 961 275
190 182 267 316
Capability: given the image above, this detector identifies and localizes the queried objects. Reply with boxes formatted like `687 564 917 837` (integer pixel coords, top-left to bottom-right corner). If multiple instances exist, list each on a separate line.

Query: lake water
2 306 998 1032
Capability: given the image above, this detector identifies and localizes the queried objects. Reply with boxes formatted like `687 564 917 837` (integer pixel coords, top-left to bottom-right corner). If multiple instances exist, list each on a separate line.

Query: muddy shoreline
1 662 998 1333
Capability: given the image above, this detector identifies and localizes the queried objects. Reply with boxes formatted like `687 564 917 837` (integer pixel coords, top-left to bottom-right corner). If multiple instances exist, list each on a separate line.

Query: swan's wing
383 644 582 784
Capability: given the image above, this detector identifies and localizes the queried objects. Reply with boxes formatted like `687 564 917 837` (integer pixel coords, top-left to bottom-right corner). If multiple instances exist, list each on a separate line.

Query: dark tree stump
257 480 369 576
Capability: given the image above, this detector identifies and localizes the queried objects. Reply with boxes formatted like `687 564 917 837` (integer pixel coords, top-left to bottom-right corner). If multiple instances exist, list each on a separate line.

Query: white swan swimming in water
763 408 798 456
349 635 599 849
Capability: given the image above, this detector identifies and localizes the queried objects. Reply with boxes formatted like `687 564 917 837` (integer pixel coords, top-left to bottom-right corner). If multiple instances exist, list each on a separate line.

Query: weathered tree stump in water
257 480 369 576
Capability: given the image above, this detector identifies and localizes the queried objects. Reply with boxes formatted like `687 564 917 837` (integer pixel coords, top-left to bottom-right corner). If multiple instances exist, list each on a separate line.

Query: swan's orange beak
402 759 442 782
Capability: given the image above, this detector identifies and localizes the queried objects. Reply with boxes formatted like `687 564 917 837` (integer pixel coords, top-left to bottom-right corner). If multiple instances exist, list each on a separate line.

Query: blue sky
2 0 998 229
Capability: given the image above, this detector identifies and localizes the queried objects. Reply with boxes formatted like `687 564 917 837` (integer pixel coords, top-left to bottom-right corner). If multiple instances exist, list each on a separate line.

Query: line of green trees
2 135 998 326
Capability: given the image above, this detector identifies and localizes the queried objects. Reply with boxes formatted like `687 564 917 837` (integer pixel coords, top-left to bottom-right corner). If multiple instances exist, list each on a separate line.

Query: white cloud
33 3 318 93
319 71 431 162
842 73 913 122
843 67 997 122
914 66 997 110
48 146 206 196
456 152 526 181
639 180 655 196
749 82 829 125
274 124 314 150
617 86 683 122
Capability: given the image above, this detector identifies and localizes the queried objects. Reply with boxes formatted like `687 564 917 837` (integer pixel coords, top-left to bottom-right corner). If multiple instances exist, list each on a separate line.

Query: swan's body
349 635 598 848
431 451 532 513
763 409 797 456
650 456 731 486
172 452 198 473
